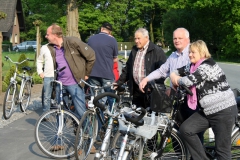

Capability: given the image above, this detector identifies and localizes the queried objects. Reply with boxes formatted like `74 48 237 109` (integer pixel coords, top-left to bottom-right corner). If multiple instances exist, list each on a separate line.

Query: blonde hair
189 40 211 58
51 23 63 38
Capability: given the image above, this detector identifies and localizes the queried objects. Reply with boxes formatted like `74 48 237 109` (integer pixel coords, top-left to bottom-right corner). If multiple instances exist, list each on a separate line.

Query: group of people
37 22 238 159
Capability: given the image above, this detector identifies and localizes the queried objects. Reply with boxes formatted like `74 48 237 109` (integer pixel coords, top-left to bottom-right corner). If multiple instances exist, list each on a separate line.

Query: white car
13 41 37 52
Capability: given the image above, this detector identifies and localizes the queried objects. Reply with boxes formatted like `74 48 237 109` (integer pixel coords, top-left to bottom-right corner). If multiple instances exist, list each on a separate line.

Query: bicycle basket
118 114 167 139
150 84 175 113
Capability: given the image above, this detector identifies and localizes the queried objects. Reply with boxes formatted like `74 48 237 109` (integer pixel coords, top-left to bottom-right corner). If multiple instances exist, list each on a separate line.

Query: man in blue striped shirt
139 27 190 87
139 27 204 147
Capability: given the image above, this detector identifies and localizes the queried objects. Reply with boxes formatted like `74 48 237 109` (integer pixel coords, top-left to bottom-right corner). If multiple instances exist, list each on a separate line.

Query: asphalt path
218 62 240 89
0 61 239 160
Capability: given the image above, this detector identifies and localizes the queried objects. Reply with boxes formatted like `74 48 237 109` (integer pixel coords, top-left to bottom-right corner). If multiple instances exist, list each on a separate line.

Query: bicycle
148 83 240 160
34 67 80 159
111 105 152 160
203 89 240 160
3 56 34 120
74 79 120 160
91 84 134 160
111 83 189 160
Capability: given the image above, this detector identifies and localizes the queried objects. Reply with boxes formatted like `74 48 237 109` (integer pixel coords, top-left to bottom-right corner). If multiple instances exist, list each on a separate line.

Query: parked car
12 41 37 52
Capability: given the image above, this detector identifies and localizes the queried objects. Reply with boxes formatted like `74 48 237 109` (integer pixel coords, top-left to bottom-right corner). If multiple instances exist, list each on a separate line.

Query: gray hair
174 28 190 38
135 28 149 38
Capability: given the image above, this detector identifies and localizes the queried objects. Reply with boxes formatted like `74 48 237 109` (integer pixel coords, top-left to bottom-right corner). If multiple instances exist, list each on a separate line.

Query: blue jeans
43 77 54 113
87 77 115 131
87 77 115 107
56 84 86 120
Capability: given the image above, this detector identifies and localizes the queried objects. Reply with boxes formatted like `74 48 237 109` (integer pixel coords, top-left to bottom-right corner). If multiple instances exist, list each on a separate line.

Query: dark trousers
175 98 205 144
180 105 238 160
132 81 150 109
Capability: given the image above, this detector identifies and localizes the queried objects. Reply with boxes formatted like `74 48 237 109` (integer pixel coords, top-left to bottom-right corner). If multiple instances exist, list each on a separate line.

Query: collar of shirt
54 45 64 50
99 32 109 36
138 41 150 52
175 44 190 57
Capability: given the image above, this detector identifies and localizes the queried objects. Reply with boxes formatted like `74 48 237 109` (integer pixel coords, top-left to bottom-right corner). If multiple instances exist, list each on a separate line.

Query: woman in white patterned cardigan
170 40 238 160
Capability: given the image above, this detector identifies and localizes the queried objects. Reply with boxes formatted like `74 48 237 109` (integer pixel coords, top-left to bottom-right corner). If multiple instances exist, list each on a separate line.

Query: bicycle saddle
123 113 144 126
22 66 31 71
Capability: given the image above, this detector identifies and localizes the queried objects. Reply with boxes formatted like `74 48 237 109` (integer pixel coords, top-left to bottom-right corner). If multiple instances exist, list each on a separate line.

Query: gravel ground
0 84 43 128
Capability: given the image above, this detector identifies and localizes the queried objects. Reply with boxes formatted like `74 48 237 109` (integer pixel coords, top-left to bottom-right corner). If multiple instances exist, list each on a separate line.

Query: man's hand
85 76 89 80
170 72 181 86
39 73 44 79
112 82 119 90
139 77 149 93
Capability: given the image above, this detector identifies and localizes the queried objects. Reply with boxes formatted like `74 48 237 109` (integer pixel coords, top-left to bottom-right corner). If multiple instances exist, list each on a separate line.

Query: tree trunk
0 32 2 93
66 0 81 39
150 21 154 42
34 26 41 66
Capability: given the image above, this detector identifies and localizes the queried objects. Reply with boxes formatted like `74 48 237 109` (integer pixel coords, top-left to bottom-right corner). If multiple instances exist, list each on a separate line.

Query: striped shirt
147 45 190 83
133 42 149 84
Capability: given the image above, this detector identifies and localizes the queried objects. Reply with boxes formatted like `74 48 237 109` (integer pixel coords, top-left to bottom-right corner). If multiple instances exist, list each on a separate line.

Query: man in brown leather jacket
46 23 95 120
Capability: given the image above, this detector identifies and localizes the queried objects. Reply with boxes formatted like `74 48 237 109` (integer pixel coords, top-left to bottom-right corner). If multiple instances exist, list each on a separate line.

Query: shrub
3 65 15 86
32 72 43 84
18 53 29 73
2 81 8 92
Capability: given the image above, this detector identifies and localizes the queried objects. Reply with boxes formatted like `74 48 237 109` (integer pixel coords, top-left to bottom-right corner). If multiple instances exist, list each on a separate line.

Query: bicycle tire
75 110 98 160
111 125 188 160
110 131 144 160
231 128 240 159
34 109 79 159
20 80 31 112
3 83 17 120
145 125 188 160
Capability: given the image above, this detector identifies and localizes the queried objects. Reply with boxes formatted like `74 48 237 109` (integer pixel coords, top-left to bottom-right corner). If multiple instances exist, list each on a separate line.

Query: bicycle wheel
3 83 18 120
111 131 144 160
34 109 79 159
231 129 240 159
75 110 98 160
142 125 188 160
20 80 31 112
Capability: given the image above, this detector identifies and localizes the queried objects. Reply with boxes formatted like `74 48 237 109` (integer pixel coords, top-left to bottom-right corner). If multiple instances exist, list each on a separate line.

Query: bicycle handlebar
180 84 193 96
55 66 66 74
5 56 34 64
93 92 120 111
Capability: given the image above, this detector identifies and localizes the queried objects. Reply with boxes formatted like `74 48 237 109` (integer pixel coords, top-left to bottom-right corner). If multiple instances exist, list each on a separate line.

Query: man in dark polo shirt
87 22 118 107
87 22 118 145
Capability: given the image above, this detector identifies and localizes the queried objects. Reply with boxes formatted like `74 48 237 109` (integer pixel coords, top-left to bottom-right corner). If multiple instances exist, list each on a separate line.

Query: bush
2 81 8 92
3 65 15 86
32 72 43 84
18 53 29 73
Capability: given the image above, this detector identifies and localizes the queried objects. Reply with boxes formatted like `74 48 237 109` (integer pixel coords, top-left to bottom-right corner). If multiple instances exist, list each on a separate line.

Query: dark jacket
117 41 167 94
48 36 96 88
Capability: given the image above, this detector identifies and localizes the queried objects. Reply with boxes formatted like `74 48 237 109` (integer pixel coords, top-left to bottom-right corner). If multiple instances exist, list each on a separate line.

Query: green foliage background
20 0 240 62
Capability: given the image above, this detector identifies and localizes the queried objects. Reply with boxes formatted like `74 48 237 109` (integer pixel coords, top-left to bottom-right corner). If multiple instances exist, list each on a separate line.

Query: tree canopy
19 0 240 62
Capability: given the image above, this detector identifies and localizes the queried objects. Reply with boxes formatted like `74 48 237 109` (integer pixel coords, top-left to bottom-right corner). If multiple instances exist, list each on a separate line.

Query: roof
0 0 25 32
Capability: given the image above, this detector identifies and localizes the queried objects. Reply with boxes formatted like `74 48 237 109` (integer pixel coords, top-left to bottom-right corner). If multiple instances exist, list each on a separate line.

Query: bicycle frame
3 56 33 118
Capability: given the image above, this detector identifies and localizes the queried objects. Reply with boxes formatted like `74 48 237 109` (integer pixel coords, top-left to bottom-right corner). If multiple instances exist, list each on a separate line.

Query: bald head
173 28 190 53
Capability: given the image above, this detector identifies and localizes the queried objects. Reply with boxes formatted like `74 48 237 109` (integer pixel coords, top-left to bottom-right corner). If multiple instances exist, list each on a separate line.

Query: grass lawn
1 51 36 76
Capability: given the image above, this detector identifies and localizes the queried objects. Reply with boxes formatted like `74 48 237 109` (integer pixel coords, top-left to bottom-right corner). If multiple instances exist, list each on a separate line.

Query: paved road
0 61 239 160
218 62 240 89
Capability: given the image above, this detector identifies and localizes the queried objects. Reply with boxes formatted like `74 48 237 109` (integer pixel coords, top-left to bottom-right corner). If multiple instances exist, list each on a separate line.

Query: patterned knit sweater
175 58 236 115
